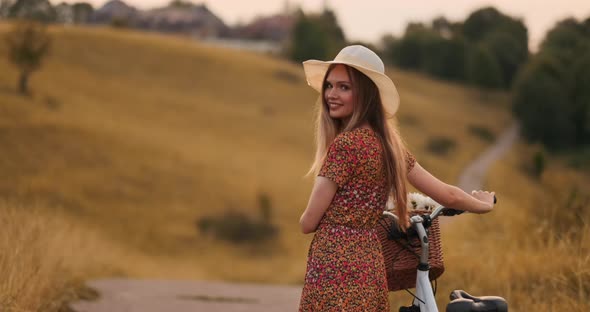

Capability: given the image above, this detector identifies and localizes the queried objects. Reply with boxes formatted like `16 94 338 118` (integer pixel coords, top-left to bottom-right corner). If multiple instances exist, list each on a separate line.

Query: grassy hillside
4 23 570 310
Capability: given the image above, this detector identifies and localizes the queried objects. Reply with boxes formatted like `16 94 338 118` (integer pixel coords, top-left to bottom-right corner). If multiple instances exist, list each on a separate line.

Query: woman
298 45 495 311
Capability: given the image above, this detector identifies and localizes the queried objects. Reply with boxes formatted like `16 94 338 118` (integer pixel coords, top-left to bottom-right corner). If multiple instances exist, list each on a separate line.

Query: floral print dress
299 127 416 311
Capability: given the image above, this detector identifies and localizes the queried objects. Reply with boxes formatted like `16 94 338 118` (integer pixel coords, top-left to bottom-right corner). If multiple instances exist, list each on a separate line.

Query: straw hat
302 45 400 117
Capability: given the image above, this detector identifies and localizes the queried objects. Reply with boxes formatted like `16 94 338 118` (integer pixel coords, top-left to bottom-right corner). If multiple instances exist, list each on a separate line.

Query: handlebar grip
438 195 497 217
441 208 464 216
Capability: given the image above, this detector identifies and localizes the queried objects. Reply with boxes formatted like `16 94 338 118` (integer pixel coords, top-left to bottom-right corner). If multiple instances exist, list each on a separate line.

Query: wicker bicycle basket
376 210 444 292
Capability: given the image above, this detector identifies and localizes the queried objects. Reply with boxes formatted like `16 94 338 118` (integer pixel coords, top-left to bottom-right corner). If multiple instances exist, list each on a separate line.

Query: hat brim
303 60 400 117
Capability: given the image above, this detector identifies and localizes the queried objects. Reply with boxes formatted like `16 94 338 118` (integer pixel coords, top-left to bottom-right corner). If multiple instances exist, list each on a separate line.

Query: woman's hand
471 190 495 212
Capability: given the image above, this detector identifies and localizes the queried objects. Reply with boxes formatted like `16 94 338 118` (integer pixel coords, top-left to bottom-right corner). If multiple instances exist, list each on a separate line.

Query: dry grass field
0 23 586 311
438 144 590 311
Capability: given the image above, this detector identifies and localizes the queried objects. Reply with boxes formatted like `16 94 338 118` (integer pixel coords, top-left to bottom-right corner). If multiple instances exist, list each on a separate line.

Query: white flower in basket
386 192 439 213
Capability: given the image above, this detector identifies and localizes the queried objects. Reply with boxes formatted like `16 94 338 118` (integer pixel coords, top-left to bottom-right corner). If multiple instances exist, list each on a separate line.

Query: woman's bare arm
407 163 495 213
299 177 338 234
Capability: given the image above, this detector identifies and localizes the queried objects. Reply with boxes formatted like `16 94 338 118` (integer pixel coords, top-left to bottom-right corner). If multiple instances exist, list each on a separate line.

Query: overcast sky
55 0 590 51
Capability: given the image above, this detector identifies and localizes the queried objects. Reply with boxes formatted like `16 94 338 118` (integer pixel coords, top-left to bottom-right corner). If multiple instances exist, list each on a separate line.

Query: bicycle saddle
446 290 508 312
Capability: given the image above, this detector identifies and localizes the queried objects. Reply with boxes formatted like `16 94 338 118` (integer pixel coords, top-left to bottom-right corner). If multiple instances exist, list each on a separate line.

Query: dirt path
70 123 520 312
70 279 302 312
457 122 520 191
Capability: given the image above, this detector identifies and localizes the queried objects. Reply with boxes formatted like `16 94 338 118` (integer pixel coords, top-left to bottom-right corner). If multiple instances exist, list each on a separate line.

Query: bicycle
381 200 508 312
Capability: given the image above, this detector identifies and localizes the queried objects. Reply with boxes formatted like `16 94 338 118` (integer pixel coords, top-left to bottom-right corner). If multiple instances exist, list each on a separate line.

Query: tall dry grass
0 195 255 311
432 144 590 312
0 201 113 311
0 200 199 311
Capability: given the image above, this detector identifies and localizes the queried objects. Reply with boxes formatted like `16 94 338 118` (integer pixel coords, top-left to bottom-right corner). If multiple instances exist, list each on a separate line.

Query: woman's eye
325 83 333 89
340 85 350 90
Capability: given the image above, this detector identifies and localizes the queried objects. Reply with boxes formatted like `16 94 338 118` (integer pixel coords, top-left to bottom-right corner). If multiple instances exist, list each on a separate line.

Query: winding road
71 122 520 312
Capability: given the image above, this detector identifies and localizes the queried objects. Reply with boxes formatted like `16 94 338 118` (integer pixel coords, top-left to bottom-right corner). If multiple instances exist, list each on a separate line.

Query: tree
8 0 56 22
463 7 529 89
431 16 457 39
466 44 503 89
391 33 422 69
5 20 51 95
72 2 93 24
463 7 528 50
288 10 329 62
513 17 590 149
383 19 466 81
512 55 574 148
317 9 346 57
484 30 529 88
287 8 347 63
571 54 590 144
169 0 193 8
379 34 398 65
432 16 450 33
422 34 466 81
390 23 432 70
540 18 590 67
584 17 590 35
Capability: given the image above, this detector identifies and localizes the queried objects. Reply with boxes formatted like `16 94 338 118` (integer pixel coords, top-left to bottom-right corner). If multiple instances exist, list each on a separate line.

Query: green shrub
196 192 278 244
467 124 495 142
110 17 130 28
426 136 456 156
273 69 300 85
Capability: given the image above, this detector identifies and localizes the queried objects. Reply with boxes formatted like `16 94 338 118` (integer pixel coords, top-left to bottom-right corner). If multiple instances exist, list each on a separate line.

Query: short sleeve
406 150 417 173
318 133 361 188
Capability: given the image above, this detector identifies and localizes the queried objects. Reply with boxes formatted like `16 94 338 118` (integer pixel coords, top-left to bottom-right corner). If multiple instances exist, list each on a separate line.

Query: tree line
288 7 590 151
290 7 529 90
0 0 94 23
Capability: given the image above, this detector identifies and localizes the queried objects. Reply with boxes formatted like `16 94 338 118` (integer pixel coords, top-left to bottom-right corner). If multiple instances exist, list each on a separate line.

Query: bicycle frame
384 205 450 312
411 213 438 312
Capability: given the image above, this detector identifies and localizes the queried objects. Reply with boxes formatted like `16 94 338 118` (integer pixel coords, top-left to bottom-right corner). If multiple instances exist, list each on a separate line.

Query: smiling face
323 64 355 121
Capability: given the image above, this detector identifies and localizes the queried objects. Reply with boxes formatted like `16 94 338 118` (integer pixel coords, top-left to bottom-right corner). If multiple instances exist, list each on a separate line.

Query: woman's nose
327 88 337 99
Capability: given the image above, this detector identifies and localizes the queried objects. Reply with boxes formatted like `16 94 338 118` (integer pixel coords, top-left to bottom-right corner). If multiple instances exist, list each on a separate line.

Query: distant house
88 0 228 38
233 14 294 42
91 0 138 25
212 13 294 54
136 4 228 38
41 0 296 55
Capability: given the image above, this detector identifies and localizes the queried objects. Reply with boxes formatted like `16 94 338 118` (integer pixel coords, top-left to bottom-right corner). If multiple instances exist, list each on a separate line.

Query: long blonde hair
307 64 410 228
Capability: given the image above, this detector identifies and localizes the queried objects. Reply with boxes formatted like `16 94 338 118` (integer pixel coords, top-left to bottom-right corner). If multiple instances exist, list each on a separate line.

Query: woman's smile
328 102 343 109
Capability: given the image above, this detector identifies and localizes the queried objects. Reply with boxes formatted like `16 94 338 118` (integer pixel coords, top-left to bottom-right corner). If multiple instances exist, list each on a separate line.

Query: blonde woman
298 45 496 311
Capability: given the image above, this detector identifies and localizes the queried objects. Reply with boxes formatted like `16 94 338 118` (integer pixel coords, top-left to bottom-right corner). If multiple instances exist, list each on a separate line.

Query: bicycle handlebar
426 195 497 222
384 196 498 225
